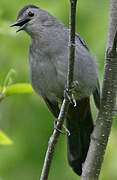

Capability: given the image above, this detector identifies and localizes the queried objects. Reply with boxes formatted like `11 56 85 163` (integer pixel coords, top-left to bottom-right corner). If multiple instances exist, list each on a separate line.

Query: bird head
10 5 57 37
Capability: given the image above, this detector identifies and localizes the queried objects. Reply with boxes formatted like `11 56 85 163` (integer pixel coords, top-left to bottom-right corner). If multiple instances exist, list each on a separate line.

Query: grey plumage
11 5 100 176
23 7 99 103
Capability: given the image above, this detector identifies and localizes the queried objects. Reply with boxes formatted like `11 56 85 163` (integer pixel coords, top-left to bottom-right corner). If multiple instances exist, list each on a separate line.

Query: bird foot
54 119 70 136
54 120 64 134
64 81 79 107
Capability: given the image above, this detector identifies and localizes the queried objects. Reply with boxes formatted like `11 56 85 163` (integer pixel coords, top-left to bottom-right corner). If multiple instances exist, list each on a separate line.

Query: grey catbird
11 5 100 176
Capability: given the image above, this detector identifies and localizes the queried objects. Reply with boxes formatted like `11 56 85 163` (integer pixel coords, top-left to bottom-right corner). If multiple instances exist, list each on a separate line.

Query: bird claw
63 124 71 136
72 94 77 107
64 88 73 104
54 120 64 134
64 81 78 107
54 119 71 136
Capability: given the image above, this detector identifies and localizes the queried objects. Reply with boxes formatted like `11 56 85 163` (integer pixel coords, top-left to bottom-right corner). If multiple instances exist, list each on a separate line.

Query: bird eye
28 11 34 17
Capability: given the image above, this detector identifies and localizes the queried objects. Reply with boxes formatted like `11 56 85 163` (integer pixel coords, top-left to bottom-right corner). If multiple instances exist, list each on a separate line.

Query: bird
11 5 100 176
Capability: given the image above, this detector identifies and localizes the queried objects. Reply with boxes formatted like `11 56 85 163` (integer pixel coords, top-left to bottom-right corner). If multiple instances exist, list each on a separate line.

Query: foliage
0 69 34 102
0 131 13 145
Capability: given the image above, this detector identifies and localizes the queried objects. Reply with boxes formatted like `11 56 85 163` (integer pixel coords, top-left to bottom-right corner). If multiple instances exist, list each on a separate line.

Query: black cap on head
17 5 39 19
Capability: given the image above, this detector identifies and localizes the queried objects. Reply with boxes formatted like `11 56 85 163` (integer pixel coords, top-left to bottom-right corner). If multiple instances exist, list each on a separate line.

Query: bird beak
10 18 30 32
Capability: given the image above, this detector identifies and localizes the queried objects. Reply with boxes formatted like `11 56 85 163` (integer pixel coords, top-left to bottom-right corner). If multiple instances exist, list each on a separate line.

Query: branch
40 0 77 179
82 0 117 179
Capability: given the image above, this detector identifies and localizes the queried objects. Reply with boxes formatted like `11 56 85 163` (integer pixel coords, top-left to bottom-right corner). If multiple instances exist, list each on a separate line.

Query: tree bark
107 0 117 49
82 0 117 179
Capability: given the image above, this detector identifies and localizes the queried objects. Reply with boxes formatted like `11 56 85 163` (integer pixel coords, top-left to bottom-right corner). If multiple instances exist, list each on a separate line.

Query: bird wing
42 96 60 118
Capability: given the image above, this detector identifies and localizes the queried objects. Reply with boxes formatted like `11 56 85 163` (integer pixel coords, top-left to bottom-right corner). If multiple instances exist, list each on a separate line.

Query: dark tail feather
66 98 94 176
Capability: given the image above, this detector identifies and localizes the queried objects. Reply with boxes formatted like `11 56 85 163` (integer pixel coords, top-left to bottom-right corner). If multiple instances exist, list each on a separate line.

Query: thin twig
0 87 6 102
82 0 117 179
0 69 16 102
40 0 77 179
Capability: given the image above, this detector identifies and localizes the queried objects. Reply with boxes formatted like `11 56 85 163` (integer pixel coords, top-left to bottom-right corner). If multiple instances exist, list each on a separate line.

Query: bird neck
30 27 68 56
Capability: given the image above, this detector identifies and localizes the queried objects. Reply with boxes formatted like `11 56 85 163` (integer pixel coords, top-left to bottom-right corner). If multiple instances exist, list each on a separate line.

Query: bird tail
66 97 93 176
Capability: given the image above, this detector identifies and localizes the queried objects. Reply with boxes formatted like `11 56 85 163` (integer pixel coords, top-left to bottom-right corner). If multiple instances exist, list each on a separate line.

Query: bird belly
30 61 97 104
30 60 64 103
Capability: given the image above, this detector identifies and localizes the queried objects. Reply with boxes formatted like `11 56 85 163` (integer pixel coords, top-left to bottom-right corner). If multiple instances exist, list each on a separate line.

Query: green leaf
0 87 2 93
0 130 13 145
0 83 34 96
6 83 34 95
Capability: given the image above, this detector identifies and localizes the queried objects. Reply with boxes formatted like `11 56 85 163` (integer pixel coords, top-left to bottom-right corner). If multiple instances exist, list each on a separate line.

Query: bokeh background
0 0 117 180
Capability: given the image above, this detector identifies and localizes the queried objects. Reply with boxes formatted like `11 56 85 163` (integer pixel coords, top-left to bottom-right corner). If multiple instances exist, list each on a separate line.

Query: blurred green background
0 0 117 180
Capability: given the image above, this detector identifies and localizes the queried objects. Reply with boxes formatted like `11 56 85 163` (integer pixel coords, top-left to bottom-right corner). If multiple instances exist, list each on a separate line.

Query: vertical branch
107 0 117 49
40 0 77 179
67 0 77 90
82 0 117 179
